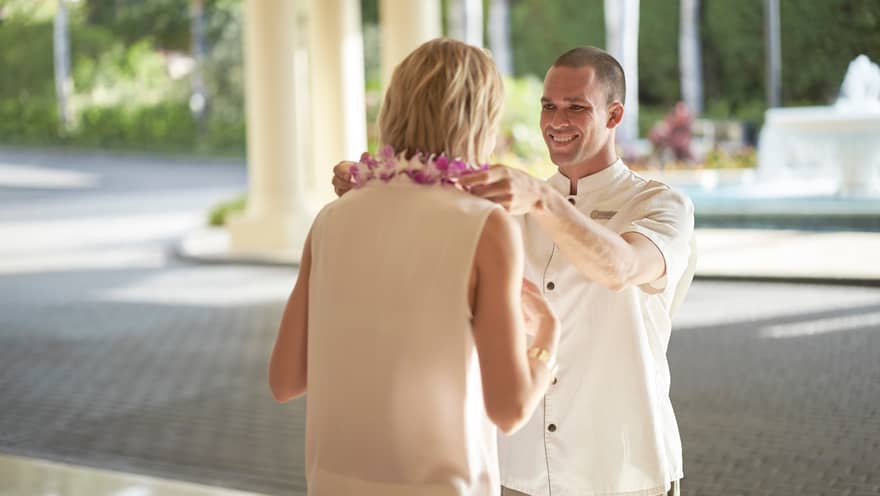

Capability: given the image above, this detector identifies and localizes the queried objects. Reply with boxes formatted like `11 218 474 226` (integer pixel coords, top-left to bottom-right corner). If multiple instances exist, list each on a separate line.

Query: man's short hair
552 46 626 105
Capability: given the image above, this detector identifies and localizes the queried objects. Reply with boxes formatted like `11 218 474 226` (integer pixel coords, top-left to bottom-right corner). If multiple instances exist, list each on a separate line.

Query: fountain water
758 55 880 197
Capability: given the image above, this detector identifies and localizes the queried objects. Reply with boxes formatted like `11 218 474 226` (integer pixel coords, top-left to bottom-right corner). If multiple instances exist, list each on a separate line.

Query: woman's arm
471 209 560 434
268 231 313 403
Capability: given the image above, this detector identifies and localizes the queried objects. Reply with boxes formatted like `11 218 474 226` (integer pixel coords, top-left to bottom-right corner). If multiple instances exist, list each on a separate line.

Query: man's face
540 65 616 168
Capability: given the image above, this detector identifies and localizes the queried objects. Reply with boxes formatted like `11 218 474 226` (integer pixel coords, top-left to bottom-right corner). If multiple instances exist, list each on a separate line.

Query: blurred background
1 1 879 495
3 0 877 168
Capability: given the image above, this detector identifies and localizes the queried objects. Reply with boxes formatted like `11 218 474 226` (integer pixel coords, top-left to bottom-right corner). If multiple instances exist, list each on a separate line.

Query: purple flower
353 147 485 188
449 159 468 176
435 155 449 172
380 144 395 159
411 170 436 184
350 165 362 184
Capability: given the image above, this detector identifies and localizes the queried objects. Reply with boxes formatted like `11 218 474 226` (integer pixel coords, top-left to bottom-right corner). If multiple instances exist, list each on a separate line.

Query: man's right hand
332 161 357 197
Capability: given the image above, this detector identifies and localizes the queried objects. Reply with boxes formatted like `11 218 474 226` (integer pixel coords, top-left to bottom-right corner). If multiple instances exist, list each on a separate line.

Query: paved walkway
695 228 880 282
1 148 879 495
0 453 263 496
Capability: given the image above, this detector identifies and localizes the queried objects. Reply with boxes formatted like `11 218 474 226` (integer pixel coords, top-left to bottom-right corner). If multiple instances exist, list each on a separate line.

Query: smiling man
457 46 695 496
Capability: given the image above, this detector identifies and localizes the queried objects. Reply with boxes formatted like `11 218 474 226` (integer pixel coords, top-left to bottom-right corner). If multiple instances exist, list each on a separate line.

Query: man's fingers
469 180 511 200
456 171 490 189
332 175 348 189
333 161 357 180
457 166 507 188
332 175 354 198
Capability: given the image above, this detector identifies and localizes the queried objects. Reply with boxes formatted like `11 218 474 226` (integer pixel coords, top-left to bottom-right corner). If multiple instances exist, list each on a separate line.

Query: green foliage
780 0 880 104
0 20 55 99
4 0 878 159
637 2 680 107
0 1 245 154
360 0 379 24
703 147 757 169
76 103 197 149
499 76 546 160
701 0 765 113
511 0 605 78
0 0 56 21
81 0 191 50
200 0 245 152
0 98 60 143
208 193 247 227
509 0 880 126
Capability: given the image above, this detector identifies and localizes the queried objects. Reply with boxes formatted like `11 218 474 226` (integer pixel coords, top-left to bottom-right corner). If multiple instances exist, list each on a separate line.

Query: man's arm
459 166 665 292
268 231 312 402
531 190 665 292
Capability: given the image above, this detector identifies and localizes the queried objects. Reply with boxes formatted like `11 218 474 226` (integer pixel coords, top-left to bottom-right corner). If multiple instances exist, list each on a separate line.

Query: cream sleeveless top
305 177 502 496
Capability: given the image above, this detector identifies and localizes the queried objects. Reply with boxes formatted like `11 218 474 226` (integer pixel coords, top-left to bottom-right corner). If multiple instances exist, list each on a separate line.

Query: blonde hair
378 38 504 164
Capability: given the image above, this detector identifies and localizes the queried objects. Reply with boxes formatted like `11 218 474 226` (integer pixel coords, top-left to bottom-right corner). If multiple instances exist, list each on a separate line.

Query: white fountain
758 55 880 197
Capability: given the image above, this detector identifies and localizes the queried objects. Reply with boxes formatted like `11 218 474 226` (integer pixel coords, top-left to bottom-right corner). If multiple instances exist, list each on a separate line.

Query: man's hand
332 161 357 197
457 165 547 215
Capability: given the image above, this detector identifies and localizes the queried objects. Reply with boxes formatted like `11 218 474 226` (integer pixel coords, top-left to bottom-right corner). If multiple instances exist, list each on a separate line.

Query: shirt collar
547 158 627 196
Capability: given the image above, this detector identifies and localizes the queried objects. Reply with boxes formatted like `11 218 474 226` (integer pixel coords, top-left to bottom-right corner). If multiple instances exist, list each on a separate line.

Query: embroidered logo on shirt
590 210 617 220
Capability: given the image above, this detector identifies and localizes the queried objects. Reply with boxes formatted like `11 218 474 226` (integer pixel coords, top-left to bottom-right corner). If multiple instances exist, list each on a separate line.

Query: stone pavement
0 453 265 496
1 148 879 495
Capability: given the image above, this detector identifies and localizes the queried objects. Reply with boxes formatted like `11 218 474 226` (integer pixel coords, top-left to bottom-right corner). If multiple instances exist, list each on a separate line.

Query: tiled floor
3 148 880 496
0 453 264 496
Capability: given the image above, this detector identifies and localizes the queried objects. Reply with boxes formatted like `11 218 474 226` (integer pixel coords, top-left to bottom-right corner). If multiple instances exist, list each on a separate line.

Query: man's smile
548 132 580 145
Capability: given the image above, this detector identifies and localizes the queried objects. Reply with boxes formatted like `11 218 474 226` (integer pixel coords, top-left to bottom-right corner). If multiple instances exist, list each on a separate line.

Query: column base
227 210 314 264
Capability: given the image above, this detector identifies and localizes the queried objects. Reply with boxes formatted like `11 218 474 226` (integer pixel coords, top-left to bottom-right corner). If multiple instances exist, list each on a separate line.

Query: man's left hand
457 165 546 215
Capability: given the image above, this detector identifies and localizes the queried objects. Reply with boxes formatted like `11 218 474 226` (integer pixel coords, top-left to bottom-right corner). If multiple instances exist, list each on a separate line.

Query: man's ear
607 102 625 129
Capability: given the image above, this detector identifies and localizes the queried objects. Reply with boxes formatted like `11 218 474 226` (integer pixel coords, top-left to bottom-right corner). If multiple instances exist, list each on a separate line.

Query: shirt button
548 424 557 432
567 197 576 205
552 377 558 385
546 281 555 291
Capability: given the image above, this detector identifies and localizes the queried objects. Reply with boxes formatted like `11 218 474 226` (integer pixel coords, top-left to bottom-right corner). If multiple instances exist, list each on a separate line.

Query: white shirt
499 160 696 496
306 178 502 496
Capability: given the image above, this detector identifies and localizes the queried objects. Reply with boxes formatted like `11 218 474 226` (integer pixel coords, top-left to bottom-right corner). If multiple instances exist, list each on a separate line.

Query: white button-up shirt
499 160 696 496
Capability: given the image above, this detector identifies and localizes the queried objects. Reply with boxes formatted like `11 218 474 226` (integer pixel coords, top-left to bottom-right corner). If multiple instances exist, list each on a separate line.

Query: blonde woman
269 38 559 496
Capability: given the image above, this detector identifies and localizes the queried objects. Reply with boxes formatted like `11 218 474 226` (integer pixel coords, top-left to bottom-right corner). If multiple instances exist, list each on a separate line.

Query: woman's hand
520 278 560 351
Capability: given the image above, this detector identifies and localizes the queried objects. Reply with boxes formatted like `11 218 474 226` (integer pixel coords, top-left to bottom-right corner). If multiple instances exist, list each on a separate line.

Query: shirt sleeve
618 182 695 294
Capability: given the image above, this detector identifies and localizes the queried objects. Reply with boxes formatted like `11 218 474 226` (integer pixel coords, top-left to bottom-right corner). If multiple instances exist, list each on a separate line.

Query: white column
604 0 640 145
488 0 513 75
227 0 317 261
53 0 72 131
380 0 441 87
448 0 484 47
679 0 703 115
764 0 782 108
309 0 368 173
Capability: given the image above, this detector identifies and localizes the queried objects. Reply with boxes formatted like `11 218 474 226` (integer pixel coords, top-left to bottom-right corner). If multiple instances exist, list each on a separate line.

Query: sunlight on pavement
0 453 265 496
761 311 880 339
673 282 880 330
695 229 880 280
0 163 100 189
0 247 167 275
0 212 203 275
94 266 295 307
0 213 202 257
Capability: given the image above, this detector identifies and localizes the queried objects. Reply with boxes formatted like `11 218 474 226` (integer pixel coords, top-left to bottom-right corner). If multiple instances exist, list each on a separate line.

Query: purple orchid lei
350 145 489 188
